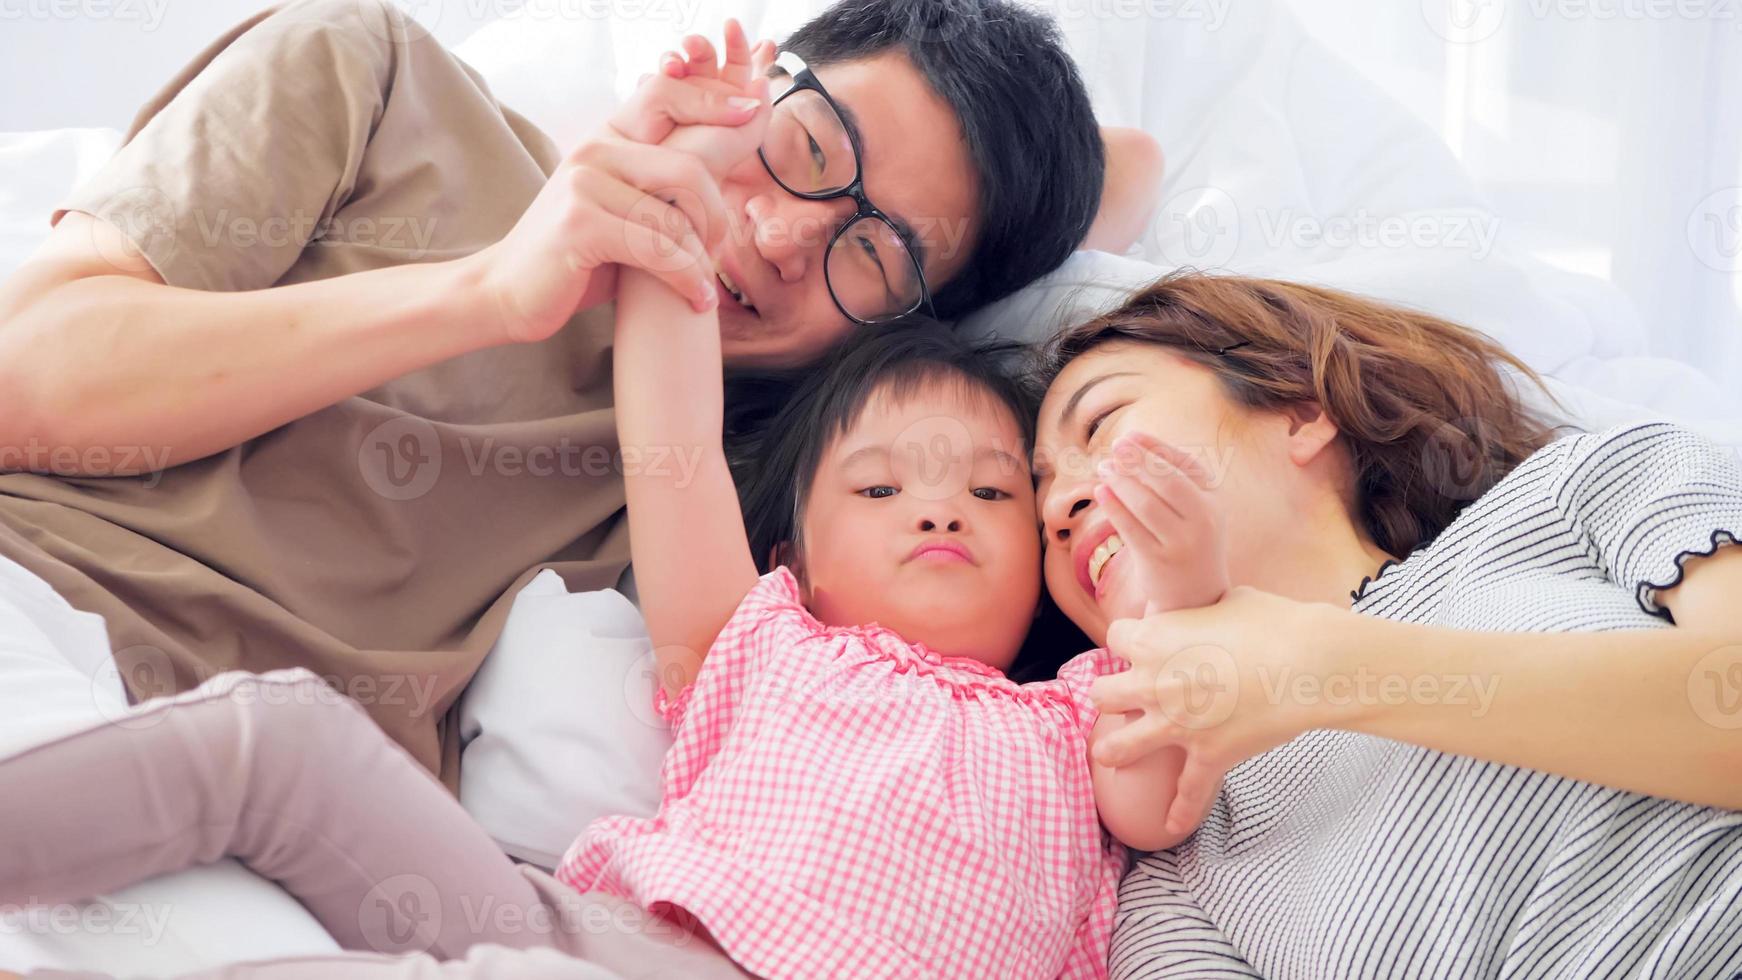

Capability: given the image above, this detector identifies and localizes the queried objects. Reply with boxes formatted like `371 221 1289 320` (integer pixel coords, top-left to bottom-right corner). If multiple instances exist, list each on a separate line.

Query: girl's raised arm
613 267 761 698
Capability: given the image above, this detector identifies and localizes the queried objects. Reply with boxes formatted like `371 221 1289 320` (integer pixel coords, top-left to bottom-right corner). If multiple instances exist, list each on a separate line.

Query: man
0 0 1156 787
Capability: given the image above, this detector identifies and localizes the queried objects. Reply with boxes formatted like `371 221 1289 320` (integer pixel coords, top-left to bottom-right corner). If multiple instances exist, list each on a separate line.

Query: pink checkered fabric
556 568 1127 979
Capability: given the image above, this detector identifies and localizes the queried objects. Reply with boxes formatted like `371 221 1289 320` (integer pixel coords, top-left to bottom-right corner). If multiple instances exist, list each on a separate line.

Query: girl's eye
972 487 1011 501
859 486 898 499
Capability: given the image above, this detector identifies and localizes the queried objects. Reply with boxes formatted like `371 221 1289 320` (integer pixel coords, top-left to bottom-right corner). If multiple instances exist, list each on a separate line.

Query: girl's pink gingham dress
556 568 1128 980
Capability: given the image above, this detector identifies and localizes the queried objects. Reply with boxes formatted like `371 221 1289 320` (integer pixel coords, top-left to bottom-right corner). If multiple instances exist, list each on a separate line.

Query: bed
1 0 1737 973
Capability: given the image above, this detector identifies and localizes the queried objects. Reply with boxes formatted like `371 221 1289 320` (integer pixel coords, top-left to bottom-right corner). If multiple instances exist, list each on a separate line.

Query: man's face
713 51 981 369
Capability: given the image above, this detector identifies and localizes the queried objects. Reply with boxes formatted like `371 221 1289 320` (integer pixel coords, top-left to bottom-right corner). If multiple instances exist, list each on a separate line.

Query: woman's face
1033 342 1306 646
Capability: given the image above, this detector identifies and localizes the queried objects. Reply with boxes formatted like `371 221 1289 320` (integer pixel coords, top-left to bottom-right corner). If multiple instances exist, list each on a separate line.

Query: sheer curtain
1277 0 1742 387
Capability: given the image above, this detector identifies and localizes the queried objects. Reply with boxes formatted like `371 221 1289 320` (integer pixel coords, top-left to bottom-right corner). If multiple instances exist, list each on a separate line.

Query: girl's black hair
723 318 1091 682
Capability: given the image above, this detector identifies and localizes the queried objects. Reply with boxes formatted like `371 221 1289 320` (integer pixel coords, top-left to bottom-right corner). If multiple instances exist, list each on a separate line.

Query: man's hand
461 22 773 345
467 136 730 344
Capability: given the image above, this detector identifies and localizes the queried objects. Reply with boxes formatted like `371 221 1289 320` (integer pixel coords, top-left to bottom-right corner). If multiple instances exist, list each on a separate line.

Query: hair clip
1215 341 1252 355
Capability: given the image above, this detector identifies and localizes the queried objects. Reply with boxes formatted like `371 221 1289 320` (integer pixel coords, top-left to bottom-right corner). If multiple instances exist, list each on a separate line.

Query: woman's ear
1283 402 1340 468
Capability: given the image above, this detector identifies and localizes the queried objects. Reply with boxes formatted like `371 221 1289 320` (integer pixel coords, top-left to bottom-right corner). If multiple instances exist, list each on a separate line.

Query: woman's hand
1094 431 1231 616
1090 587 1356 836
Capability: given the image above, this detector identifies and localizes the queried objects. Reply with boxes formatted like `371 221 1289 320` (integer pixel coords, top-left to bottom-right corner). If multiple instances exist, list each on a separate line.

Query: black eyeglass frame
758 51 938 326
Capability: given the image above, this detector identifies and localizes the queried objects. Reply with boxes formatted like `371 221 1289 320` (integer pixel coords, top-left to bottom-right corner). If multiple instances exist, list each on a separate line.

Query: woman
1030 271 1742 979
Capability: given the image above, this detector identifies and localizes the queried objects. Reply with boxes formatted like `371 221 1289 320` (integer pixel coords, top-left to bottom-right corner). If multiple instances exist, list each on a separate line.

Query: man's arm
1084 126 1165 254
0 213 495 473
0 77 752 476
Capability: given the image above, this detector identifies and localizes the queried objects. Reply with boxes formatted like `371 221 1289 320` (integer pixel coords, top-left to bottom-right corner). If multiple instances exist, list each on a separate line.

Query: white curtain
1277 0 1742 385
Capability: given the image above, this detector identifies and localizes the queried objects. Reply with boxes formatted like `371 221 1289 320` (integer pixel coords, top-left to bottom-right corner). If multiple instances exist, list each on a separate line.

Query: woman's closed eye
1084 403 1122 442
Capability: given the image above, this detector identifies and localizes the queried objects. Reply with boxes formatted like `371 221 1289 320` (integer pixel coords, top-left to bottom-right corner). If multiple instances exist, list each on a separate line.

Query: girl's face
1033 342 1309 647
794 381 1041 671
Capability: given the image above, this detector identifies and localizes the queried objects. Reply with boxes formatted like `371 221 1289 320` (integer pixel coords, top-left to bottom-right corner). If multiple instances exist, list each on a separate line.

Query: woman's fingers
566 162 716 310
1094 480 1167 571
1118 431 1218 490
1097 469 1181 546
1166 755 1221 835
608 216 715 310
1107 436 1209 525
1091 710 1177 768
1089 666 1157 715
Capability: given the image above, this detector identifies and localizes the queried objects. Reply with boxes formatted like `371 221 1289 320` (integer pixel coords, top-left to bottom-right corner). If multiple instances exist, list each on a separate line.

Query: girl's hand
1089 588 1355 837
1093 431 1231 617
643 21 778 179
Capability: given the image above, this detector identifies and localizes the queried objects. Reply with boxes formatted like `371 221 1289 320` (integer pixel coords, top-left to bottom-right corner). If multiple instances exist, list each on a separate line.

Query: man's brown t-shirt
1 0 631 788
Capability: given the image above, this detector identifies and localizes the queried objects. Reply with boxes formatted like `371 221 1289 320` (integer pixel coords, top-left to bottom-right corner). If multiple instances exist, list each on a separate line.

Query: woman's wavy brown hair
1033 271 1566 557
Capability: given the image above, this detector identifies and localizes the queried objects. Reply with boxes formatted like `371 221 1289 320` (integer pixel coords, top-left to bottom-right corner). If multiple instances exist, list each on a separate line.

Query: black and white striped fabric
1112 422 1742 980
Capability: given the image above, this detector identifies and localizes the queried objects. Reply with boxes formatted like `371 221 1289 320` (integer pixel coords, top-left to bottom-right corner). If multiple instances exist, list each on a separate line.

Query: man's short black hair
783 0 1104 321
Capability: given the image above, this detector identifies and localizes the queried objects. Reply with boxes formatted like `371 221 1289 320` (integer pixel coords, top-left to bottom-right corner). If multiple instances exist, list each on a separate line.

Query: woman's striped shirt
1112 422 1742 980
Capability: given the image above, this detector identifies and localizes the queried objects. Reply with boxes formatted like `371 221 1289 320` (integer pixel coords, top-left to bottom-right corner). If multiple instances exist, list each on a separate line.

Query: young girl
569 261 1187 978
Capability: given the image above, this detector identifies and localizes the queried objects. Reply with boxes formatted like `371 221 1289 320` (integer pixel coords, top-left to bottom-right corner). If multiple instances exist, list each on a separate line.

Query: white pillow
955 249 1160 346
458 570 669 871
452 0 840 153
956 251 1742 445
450 1 622 154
